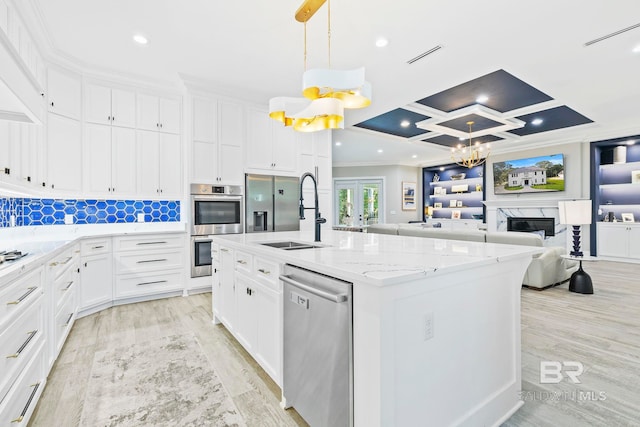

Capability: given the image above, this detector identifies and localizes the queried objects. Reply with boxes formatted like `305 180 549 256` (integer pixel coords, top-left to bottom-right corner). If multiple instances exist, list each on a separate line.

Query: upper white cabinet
136 130 181 198
47 68 81 120
85 83 136 128
46 113 82 193
190 97 244 185
83 124 136 197
299 130 332 190
245 107 296 173
137 93 181 134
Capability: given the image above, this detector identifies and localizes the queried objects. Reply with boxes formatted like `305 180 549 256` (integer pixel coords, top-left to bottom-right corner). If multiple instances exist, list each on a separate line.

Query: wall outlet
390 210 396 215
137 213 145 223
424 312 434 341
9 214 16 227
64 214 74 225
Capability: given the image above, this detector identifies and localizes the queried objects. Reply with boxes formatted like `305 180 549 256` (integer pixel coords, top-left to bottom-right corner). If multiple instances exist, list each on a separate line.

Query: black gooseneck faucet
299 172 326 242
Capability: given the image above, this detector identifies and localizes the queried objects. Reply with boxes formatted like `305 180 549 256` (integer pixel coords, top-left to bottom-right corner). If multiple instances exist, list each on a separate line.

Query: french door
334 179 384 227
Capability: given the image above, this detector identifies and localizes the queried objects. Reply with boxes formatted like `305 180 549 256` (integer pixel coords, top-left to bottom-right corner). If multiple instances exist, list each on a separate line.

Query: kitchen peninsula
211 230 542 427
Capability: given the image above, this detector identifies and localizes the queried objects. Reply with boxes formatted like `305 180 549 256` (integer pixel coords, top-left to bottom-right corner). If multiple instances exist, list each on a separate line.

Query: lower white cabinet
597 223 640 260
212 247 283 386
79 238 113 315
113 234 185 300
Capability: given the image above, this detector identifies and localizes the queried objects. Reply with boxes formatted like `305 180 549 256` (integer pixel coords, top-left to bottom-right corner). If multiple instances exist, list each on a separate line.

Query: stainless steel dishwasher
280 264 353 427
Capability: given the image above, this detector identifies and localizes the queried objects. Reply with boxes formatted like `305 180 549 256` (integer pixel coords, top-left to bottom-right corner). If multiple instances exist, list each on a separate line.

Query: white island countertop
211 229 543 286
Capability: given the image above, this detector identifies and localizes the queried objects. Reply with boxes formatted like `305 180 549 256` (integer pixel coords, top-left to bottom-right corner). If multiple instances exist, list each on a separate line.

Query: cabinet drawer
53 263 78 311
114 271 183 299
253 257 280 291
234 250 252 274
0 341 45 426
48 247 78 280
211 243 220 262
0 267 43 329
80 238 111 256
0 296 44 402
54 289 77 355
115 250 183 275
115 234 184 252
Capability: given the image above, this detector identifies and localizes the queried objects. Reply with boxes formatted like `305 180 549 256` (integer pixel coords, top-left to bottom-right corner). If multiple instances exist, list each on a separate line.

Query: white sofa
367 224 578 289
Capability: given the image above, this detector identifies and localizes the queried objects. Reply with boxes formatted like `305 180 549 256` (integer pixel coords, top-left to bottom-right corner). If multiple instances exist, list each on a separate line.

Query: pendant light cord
304 21 307 71
327 0 331 68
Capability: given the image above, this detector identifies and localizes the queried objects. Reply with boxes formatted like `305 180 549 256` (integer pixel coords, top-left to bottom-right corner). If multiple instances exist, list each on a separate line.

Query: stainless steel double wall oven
190 184 243 277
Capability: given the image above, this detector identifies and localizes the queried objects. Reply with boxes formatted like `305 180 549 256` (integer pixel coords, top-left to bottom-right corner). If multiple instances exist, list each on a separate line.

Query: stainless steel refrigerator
245 174 300 233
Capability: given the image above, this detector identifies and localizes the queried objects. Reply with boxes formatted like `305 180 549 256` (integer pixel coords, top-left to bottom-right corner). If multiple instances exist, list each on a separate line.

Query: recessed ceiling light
633 44 640 53
377 149 383 153
531 118 544 126
458 136 465 141
476 95 489 103
627 140 636 145
439 167 445 171
375 38 388 48
412 154 417 158
335 141 342 146
400 120 411 128
133 34 148 45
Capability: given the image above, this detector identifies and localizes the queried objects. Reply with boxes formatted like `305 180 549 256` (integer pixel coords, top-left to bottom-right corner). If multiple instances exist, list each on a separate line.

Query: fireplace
507 217 555 237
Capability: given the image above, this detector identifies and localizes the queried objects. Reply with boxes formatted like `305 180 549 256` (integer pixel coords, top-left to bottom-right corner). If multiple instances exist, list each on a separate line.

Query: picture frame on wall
632 171 640 184
621 213 635 222
434 202 443 209
449 199 457 207
402 181 417 211
451 210 461 220
434 187 443 195
456 200 463 207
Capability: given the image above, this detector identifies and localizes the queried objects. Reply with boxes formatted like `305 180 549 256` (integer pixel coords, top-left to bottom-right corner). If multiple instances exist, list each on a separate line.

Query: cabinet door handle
62 281 74 291
61 256 73 265
63 313 73 327
220 248 229 252
6 330 38 359
136 259 167 264
136 241 167 246
50 101 54 107
236 260 247 265
257 268 270 275
92 245 104 249
6 287 38 305
10 382 40 423
108 116 111 121
136 280 168 287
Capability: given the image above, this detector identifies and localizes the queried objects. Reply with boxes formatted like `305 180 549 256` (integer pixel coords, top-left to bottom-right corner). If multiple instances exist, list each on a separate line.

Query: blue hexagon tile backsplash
0 197 180 227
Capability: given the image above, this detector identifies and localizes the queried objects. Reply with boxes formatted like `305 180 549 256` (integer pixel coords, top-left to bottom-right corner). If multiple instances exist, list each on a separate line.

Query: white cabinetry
47 68 81 120
84 124 137 197
245 107 297 173
597 223 640 260
79 238 113 316
215 246 236 330
136 130 181 198
191 97 244 184
85 83 136 128
46 113 82 193
137 93 181 134
298 130 332 189
113 234 185 300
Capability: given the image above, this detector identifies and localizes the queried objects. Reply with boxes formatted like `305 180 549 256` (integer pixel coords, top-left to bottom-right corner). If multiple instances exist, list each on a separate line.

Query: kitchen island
210 230 542 427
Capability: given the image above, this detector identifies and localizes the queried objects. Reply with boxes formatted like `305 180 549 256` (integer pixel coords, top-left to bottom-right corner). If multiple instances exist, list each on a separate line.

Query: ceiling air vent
406 45 443 65
584 22 640 47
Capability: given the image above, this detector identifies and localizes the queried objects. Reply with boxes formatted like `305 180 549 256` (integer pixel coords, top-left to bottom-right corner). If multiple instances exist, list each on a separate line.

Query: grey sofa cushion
398 227 486 242
366 224 399 235
485 231 544 247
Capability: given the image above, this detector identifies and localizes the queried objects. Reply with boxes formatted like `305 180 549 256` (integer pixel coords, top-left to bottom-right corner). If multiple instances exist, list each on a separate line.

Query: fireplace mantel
484 199 564 209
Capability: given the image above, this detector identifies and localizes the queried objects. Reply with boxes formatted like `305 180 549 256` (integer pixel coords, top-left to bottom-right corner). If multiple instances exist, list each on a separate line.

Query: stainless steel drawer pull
258 268 271 275
136 280 168 287
6 287 38 305
61 256 73 265
6 330 38 359
63 313 73 327
136 259 168 264
220 248 229 252
136 241 167 245
10 382 40 423
91 245 105 249
62 281 74 291
236 260 247 265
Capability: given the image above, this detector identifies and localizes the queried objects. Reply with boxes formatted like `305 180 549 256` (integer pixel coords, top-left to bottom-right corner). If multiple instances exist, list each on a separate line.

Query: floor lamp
558 200 593 294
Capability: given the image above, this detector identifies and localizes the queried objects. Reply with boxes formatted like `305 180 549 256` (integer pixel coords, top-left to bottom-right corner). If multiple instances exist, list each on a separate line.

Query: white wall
333 165 422 224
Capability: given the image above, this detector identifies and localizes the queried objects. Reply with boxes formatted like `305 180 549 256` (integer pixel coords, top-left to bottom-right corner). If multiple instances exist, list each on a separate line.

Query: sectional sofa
367 223 578 289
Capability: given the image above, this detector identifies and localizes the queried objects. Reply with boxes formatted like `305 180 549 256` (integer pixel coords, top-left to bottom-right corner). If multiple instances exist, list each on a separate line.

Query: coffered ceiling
19 0 640 166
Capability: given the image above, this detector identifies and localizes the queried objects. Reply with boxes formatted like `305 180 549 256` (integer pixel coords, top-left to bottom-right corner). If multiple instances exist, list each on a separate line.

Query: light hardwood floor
30 260 639 426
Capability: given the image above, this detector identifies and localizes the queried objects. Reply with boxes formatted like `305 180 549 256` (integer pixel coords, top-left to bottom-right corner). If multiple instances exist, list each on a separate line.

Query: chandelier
451 121 491 168
268 0 371 132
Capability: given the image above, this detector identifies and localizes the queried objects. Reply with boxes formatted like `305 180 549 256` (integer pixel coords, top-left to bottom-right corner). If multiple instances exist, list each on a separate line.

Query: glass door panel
334 179 383 227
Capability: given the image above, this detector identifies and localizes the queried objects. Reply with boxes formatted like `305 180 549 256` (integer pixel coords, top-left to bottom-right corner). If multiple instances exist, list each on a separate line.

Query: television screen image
493 154 564 194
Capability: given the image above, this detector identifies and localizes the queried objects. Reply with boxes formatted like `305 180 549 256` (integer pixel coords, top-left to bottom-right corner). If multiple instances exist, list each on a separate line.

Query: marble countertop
211 230 543 286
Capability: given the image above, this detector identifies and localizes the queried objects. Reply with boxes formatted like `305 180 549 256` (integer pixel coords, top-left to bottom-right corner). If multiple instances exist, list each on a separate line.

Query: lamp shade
302 67 372 109
558 200 592 225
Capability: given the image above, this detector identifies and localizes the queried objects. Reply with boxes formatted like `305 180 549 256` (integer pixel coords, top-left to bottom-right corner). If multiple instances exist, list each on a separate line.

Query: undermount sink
259 241 323 250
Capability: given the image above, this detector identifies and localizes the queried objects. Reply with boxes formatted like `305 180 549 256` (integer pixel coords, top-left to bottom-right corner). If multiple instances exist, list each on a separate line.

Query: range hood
0 32 43 124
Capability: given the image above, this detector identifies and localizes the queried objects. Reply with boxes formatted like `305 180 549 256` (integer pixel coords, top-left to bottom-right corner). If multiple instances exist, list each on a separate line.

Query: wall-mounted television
493 153 564 194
